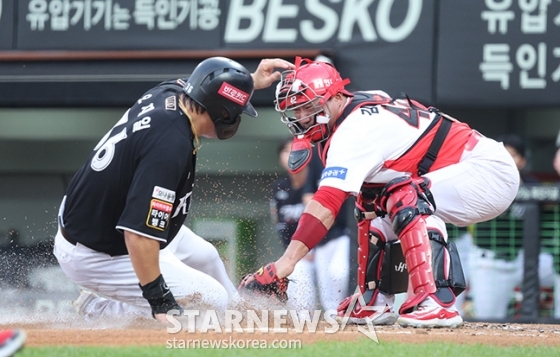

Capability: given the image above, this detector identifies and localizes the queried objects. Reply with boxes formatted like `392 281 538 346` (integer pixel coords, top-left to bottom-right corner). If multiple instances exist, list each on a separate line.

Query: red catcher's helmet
274 57 351 143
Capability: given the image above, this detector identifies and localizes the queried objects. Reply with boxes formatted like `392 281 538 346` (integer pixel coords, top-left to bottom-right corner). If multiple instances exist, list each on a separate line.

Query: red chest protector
320 92 466 178
289 91 471 177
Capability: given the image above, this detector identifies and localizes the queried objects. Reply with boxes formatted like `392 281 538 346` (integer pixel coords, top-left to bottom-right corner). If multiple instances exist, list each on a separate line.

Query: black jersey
270 177 305 249
62 79 196 256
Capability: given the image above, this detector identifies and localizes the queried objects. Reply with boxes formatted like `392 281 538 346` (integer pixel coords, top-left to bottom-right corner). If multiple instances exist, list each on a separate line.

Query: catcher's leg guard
336 196 397 325
379 176 439 314
429 230 467 303
379 239 409 294
397 230 465 327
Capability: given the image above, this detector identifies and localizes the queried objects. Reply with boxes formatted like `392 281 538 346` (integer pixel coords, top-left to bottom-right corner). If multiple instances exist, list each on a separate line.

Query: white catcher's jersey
320 91 469 193
318 90 519 228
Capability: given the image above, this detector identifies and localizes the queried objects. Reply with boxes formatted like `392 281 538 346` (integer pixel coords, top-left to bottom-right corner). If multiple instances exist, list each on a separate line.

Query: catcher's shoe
73 289 99 316
336 291 397 325
397 296 463 328
0 329 26 357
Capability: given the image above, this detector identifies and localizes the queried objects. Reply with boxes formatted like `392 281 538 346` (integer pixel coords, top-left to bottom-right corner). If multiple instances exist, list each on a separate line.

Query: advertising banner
437 1 560 106
2 1 559 107
17 0 222 49
0 0 13 50
334 0 435 104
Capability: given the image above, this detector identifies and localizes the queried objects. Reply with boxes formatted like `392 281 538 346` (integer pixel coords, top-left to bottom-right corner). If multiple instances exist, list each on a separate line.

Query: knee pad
356 178 437 298
379 176 435 236
377 176 438 298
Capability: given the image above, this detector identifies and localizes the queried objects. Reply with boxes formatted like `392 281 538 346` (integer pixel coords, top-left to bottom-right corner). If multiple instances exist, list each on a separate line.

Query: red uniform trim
312 186 349 218
291 213 329 250
384 121 473 177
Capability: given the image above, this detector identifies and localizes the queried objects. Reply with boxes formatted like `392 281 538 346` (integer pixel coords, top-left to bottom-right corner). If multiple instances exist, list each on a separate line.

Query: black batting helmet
184 57 257 140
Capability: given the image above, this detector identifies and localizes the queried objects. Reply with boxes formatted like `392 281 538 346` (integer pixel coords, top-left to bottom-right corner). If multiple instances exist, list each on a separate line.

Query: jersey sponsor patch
218 82 249 105
165 95 177 111
147 199 173 231
321 167 348 181
152 186 176 203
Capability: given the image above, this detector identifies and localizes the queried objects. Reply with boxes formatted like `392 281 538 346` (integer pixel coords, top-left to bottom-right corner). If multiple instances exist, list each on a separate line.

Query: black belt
60 226 78 246
59 217 78 246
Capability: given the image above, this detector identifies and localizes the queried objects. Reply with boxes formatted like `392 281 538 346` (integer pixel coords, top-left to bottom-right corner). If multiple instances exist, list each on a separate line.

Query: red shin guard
397 217 437 314
356 218 370 294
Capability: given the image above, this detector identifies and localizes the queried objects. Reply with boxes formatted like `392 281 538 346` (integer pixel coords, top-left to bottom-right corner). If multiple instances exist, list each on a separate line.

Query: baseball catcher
238 57 518 328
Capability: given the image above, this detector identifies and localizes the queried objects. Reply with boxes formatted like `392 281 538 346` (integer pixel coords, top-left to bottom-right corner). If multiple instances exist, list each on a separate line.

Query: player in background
301 146 351 312
270 137 350 314
239 57 519 328
54 57 293 322
270 137 317 311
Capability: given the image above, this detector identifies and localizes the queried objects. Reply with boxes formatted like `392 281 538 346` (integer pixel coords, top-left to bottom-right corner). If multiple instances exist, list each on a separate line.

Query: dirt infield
9 321 560 347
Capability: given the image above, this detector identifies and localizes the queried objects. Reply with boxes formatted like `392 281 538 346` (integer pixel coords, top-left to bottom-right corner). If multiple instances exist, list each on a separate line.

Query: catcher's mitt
238 263 289 303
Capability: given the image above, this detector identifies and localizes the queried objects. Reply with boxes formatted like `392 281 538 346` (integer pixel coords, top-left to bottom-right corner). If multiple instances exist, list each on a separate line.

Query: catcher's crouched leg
396 229 467 312
396 229 466 328
336 225 406 325
238 263 289 305
429 230 467 304
380 176 464 327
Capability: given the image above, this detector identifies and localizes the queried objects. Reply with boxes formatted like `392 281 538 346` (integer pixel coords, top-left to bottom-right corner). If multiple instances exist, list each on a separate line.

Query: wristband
291 213 329 250
139 274 183 317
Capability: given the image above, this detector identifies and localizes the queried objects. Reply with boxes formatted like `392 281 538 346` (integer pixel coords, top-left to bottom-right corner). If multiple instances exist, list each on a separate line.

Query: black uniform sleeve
302 147 324 196
117 116 194 243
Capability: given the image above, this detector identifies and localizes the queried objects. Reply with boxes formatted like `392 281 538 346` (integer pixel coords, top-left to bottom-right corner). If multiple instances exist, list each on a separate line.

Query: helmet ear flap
213 115 242 140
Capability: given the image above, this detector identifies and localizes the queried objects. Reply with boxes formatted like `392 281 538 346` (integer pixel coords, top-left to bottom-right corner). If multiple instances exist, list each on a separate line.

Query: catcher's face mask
274 57 351 144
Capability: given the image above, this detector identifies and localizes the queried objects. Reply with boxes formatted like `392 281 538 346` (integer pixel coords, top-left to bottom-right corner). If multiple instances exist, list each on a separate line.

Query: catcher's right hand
238 262 289 303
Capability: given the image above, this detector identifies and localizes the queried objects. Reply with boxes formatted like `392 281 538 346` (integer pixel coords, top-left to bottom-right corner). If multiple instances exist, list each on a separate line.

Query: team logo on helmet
183 57 257 140
217 82 250 106
311 78 333 90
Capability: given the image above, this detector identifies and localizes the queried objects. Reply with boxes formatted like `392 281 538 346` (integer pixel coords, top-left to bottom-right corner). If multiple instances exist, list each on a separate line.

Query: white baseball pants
54 225 236 319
